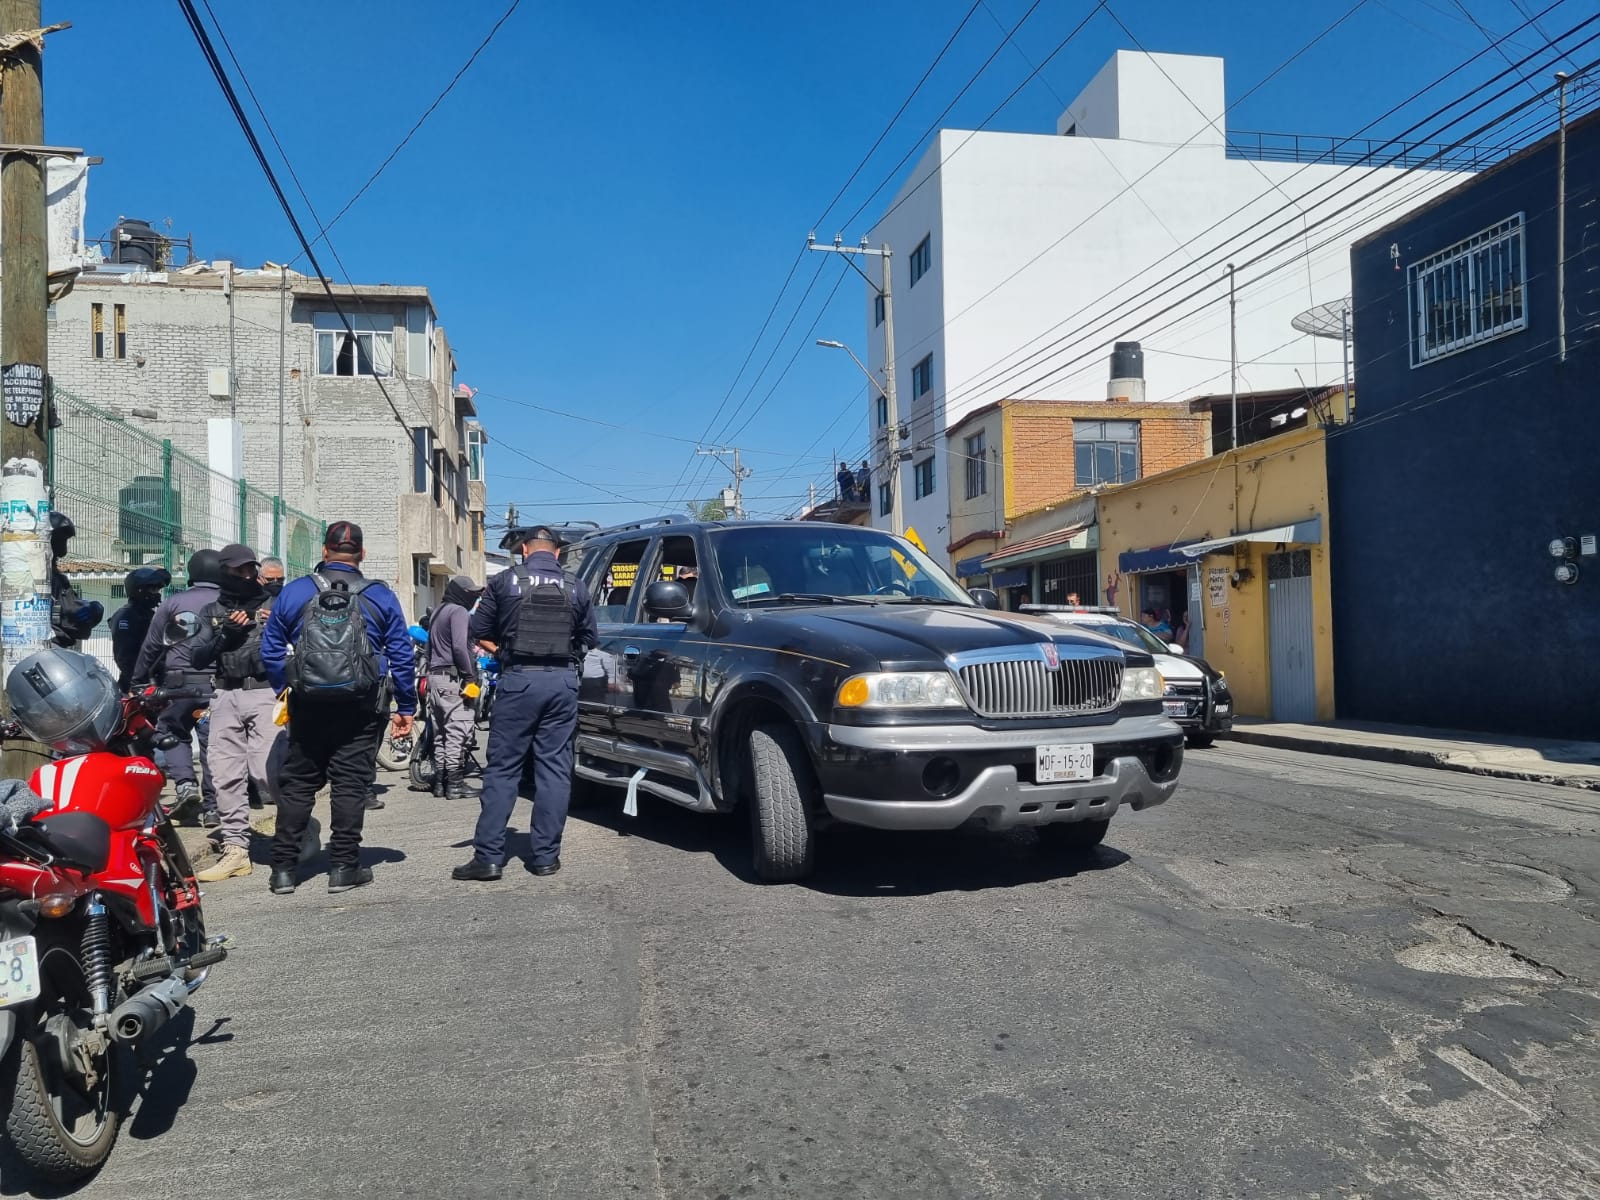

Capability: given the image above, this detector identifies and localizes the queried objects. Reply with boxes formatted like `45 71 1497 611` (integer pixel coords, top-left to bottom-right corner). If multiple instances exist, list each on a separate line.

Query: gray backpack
286 570 381 700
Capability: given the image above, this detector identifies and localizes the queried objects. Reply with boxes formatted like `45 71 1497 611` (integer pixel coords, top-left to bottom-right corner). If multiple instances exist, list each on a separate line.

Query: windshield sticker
732 581 771 600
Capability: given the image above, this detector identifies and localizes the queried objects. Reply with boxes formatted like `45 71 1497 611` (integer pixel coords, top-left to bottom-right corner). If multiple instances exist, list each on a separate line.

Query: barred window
1408 214 1526 367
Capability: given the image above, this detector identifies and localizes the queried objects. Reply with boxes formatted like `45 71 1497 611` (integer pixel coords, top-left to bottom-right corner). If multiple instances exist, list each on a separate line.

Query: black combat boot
446 765 469 801
431 747 447 798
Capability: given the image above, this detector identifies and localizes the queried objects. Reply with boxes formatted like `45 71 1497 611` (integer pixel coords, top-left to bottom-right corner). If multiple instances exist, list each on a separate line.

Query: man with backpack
452 524 596 882
261 521 416 895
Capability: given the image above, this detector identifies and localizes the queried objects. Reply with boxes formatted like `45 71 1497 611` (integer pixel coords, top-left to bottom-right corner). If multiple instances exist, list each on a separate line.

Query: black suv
560 517 1184 882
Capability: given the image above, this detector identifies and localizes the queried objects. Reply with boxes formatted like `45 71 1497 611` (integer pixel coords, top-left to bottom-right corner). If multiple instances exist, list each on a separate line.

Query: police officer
423 574 483 800
192 545 273 882
111 566 171 693
453 524 596 882
261 521 416 895
132 548 224 819
46 512 105 649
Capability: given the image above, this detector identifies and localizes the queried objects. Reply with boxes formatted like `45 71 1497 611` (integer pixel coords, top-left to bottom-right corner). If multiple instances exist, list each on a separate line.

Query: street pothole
1395 918 1565 982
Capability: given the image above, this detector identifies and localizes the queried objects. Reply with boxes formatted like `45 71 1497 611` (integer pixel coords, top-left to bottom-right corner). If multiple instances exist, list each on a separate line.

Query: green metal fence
48 386 325 583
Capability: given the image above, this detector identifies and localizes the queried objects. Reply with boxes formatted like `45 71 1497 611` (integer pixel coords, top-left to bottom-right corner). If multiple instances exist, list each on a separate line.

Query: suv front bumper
813 714 1183 832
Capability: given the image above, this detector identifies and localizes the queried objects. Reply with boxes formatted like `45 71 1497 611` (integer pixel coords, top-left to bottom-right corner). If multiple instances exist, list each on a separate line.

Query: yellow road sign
902 526 928 553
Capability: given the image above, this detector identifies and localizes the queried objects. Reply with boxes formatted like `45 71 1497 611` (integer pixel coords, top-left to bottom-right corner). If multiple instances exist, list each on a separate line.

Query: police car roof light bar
1019 604 1123 616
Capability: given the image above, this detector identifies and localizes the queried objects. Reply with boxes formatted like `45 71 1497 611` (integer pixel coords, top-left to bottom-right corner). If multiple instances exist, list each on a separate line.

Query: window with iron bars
1408 213 1526 367
964 431 987 498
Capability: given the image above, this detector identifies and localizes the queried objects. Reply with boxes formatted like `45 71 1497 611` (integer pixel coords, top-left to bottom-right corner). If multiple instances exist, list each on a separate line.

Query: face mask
263 579 284 598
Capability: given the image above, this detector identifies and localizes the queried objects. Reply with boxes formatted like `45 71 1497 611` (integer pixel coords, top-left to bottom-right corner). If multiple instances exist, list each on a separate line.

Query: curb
1223 728 1600 791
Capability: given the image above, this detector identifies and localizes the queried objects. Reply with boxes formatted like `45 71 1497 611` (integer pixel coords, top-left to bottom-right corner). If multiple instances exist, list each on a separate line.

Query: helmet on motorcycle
48 511 76 558
187 548 223 587
124 565 171 605
4 646 122 751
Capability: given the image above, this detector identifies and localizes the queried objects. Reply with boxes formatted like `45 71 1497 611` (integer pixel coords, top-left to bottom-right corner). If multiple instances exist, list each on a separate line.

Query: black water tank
112 219 162 268
1109 340 1144 380
118 475 179 549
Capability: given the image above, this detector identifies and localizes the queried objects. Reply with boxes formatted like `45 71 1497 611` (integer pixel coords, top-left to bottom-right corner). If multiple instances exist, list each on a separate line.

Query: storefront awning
1178 515 1323 558
981 524 1097 570
954 553 991 577
1117 539 1205 574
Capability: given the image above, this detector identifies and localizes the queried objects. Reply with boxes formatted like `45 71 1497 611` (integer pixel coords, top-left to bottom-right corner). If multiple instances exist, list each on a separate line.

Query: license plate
1163 700 1188 717
1214 703 1231 715
0 937 40 1009
1036 743 1094 783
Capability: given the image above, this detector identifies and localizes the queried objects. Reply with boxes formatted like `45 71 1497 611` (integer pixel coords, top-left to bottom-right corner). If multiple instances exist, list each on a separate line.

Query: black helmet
125 565 171 604
48 511 75 557
187 548 223 586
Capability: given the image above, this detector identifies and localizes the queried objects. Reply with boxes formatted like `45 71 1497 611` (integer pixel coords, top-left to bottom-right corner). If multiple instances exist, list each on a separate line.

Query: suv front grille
955 655 1123 719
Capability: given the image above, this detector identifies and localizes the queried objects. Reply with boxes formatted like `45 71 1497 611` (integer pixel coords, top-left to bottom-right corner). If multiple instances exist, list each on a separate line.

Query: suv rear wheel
747 723 817 882
1037 818 1110 854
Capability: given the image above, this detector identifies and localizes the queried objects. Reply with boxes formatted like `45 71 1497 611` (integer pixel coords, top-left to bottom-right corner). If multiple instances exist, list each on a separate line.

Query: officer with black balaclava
47 512 105 649
132 548 224 820
111 565 171 692
421 573 484 800
452 524 596 882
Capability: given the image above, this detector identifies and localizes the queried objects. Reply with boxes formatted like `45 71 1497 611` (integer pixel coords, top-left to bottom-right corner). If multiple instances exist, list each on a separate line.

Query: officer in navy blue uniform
453 524 597 881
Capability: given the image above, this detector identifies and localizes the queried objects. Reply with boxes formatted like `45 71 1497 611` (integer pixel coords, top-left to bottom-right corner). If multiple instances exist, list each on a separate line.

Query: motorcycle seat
30 811 112 874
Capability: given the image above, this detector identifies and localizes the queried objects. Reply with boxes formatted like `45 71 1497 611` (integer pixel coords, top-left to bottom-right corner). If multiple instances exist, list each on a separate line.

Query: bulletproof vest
510 566 576 664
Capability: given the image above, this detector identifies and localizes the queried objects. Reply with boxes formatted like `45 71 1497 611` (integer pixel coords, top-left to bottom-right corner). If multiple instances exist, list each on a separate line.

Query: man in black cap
422 573 483 799
452 524 596 881
111 565 172 693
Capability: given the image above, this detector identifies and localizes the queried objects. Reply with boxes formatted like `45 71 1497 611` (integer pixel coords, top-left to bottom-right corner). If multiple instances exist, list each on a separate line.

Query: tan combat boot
197 845 254 881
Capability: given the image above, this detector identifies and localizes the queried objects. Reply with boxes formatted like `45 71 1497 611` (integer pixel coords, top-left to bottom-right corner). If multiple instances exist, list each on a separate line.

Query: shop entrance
1039 553 1098 606
1137 569 1191 647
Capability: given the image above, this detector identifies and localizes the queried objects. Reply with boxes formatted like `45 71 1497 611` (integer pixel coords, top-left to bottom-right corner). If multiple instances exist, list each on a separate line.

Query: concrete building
1330 109 1600 739
859 49 1476 562
42 259 488 620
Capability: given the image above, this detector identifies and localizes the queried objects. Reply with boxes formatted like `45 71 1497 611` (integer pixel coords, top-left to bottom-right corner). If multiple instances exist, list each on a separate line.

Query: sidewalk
1224 719 1600 790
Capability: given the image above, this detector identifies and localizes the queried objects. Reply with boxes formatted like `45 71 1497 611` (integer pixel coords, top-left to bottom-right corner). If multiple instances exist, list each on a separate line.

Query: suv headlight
836 672 966 710
1120 666 1163 701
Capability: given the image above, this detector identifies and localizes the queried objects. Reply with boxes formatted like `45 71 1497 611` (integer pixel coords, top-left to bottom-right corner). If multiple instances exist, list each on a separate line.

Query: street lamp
815 338 901 532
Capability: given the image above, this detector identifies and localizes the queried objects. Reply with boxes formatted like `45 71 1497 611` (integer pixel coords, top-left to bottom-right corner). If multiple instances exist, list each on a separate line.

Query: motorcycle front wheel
1 942 122 1183
408 721 436 791
377 731 414 772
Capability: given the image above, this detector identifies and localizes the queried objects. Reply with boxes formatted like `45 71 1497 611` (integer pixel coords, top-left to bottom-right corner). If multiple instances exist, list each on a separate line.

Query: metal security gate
1267 550 1316 722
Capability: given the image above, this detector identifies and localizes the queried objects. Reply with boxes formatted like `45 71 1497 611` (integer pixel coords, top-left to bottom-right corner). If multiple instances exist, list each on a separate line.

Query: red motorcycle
0 631 226 1182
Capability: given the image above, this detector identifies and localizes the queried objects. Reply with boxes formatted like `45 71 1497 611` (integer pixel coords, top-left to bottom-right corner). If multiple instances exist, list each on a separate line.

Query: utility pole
697 446 751 519
1226 262 1239 537
808 234 901 534
275 263 286 556
0 4 69 775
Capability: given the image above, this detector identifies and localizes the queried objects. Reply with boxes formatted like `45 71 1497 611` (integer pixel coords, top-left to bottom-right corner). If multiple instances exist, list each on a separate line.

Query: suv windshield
1081 619 1172 656
709 525 973 606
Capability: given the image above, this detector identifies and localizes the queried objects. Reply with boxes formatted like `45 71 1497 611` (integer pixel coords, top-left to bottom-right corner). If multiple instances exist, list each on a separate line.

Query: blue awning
954 553 990 577
991 567 1030 588
1118 539 1206 574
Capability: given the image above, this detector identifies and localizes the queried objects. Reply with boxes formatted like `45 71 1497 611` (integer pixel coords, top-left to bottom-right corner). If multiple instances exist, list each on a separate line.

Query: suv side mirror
967 587 1000 610
643 580 692 622
1167 642 1185 655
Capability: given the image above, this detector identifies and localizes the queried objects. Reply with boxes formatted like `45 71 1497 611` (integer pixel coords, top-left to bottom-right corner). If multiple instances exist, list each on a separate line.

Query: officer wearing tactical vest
453 523 597 882
261 521 416 895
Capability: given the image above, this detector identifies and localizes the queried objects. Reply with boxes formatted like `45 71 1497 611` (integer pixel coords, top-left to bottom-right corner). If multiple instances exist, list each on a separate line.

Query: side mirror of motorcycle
161 611 202 645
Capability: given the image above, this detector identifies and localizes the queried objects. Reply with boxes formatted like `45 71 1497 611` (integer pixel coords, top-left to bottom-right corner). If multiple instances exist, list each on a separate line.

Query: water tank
118 475 179 550
112 219 163 269
1109 341 1144 381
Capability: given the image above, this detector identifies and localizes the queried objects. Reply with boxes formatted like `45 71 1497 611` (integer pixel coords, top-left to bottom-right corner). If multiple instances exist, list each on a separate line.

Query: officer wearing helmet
111 565 172 692
131 548 225 819
452 523 597 882
47 512 105 649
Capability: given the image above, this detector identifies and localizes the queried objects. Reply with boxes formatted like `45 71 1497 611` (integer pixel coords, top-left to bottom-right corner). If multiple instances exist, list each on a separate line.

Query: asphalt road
17 741 1599 1200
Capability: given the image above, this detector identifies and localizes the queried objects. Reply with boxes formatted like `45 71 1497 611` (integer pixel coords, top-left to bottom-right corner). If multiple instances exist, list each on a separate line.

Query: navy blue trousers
473 668 578 867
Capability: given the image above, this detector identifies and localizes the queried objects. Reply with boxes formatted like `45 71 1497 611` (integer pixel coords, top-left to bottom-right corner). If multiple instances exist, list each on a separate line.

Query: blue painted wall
1330 112 1600 739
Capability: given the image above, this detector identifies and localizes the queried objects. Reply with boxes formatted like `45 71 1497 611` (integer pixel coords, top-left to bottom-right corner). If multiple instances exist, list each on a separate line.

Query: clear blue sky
42 0 1586 524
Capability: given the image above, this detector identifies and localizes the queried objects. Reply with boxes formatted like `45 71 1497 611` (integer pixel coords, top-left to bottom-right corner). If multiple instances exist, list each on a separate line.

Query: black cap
217 543 259 569
324 521 363 553
499 524 562 552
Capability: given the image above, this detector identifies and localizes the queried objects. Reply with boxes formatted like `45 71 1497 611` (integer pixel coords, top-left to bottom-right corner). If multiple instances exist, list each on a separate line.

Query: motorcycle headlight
836 672 966 710
1120 666 1163 702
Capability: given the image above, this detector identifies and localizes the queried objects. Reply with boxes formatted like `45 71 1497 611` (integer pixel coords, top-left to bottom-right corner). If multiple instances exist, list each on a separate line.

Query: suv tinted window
589 538 651 623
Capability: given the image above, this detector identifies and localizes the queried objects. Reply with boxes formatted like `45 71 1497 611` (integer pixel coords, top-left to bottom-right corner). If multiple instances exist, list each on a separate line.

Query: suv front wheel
747 723 817 882
1037 818 1110 854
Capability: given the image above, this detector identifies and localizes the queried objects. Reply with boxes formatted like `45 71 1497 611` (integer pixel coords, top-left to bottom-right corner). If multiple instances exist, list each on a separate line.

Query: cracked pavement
23 740 1600 1200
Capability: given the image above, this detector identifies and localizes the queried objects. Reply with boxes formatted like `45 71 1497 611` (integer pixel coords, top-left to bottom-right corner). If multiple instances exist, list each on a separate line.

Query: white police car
1020 606 1233 748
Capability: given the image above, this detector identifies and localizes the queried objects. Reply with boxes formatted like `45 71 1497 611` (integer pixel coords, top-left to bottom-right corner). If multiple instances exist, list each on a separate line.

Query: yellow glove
273 690 290 726
462 682 481 699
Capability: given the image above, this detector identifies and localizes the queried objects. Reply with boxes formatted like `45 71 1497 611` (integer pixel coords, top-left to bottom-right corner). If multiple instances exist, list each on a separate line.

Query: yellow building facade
1096 424 1335 722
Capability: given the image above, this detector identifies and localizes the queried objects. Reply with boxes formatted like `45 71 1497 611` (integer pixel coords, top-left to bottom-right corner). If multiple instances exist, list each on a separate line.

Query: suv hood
750 604 1144 669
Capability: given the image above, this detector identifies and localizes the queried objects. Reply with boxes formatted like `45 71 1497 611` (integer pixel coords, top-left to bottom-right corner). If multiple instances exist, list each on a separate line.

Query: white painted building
860 50 1475 559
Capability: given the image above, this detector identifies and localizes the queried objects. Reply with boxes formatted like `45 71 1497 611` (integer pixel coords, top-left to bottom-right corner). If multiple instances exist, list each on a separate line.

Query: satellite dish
1286 300 1350 342
1292 299 1352 341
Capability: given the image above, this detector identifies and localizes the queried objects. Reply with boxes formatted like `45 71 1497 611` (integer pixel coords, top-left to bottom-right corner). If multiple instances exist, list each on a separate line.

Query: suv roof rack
1020 604 1122 616
579 515 689 541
